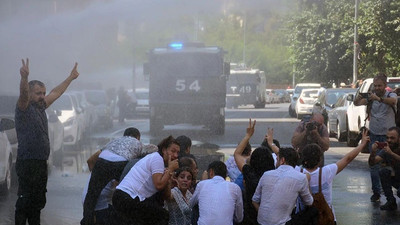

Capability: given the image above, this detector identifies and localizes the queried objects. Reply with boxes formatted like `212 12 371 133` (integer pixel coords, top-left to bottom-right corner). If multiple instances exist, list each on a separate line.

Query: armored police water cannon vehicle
143 42 230 135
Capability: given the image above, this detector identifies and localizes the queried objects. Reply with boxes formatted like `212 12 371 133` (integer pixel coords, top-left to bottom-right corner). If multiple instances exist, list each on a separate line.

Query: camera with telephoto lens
306 121 318 131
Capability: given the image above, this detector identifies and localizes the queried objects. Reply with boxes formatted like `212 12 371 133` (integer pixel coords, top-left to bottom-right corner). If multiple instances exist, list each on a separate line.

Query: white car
265 89 279 104
0 117 14 195
51 94 83 149
295 88 320 119
289 83 321 117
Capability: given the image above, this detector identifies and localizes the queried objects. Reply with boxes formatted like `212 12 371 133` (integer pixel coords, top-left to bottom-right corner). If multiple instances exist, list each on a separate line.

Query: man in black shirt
15 58 79 224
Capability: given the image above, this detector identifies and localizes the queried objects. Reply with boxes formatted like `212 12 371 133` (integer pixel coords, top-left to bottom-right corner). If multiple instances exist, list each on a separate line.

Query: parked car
84 90 113 129
69 91 97 135
327 92 356 141
135 88 149 115
265 89 280 104
295 88 320 119
0 117 14 195
289 83 321 117
51 94 84 149
313 88 357 124
275 89 291 103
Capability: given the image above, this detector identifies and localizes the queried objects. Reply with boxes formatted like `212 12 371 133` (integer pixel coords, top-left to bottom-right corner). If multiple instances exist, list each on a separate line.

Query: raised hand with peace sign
20 58 29 79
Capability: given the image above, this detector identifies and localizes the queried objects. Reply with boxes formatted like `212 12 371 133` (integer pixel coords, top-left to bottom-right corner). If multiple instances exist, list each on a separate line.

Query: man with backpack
354 73 397 202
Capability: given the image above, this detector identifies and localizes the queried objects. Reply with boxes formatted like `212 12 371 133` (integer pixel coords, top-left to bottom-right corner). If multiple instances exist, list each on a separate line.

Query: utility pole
243 12 246 66
353 0 359 85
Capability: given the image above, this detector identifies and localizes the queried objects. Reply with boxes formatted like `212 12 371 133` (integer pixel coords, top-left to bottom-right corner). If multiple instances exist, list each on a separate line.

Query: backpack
302 167 335 225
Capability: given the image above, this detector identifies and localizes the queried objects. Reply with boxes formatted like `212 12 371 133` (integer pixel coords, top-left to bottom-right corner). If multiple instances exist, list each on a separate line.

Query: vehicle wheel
346 122 358 147
337 122 344 142
289 106 295 118
327 121 333 137
254 102 265 109
0 158 12 195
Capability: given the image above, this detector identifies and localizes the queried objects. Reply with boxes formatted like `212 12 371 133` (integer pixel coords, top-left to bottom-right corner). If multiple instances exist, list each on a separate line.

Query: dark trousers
379 167 400 202
81 158 128 225
15 159 48 225
111 189 169 225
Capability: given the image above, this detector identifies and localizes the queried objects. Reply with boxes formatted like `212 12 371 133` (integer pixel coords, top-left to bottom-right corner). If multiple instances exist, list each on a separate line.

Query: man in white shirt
189 161 243 225
252 147 313 225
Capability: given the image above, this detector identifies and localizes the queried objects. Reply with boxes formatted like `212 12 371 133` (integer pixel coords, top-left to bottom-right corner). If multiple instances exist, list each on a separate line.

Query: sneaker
370 193 381 202
380 201 397 210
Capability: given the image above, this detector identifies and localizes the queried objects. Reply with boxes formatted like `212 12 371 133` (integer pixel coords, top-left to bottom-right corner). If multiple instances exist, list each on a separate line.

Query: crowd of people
14 58 400 225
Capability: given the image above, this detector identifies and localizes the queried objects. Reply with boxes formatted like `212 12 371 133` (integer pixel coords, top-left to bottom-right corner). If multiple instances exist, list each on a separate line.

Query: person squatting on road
111 136 179 225
15 58 79 225
354 73 397 202
369 126 400 210
81 127 143 225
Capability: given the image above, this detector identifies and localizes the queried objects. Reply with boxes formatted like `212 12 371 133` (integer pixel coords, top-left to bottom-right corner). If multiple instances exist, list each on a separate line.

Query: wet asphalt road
1 103 400 224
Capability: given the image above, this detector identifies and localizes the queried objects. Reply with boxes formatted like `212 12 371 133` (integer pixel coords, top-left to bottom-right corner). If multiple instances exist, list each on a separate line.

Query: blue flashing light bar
169 42 183 50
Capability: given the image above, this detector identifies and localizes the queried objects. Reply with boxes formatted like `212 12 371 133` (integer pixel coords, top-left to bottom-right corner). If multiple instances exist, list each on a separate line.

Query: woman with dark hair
165 167 194 225
295 129 369 223
111 135 180 225
234 119 275 225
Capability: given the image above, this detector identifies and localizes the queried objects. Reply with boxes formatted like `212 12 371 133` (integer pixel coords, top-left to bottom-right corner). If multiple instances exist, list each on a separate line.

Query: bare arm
17 58 30 111
369 92 397 107
336 129 370 174
353 93 368 106
44 63 79 108
266 128 279 155
152 156 178 191
234 119 256 172
291 127 306 149
312 129 330 152
252 201 260 212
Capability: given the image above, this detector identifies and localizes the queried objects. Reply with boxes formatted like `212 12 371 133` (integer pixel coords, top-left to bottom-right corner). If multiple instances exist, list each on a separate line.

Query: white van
289 83 321 117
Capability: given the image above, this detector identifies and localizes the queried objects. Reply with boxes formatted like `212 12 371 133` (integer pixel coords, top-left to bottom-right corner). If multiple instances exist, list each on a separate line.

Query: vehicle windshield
326 89 356 106
294 85 320 95
155 52 223 77
51 95 72 110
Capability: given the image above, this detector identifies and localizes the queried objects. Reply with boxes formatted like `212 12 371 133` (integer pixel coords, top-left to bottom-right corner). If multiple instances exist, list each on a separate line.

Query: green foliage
286 0 400 84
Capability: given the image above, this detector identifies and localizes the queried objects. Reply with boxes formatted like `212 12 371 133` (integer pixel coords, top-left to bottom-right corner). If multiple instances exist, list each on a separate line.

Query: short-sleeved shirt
294 121 329 152
101 136 142 161
116 152 165 201
295 164 338 220
15 102 50 160
369 91 397 135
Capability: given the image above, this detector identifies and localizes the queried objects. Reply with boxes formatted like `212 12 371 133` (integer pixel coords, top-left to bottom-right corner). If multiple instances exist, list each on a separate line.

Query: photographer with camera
354 73 397 202
291 113 330 165
368 126 400 210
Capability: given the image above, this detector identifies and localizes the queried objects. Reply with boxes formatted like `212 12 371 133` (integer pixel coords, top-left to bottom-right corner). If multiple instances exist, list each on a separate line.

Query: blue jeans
369 132 386 194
